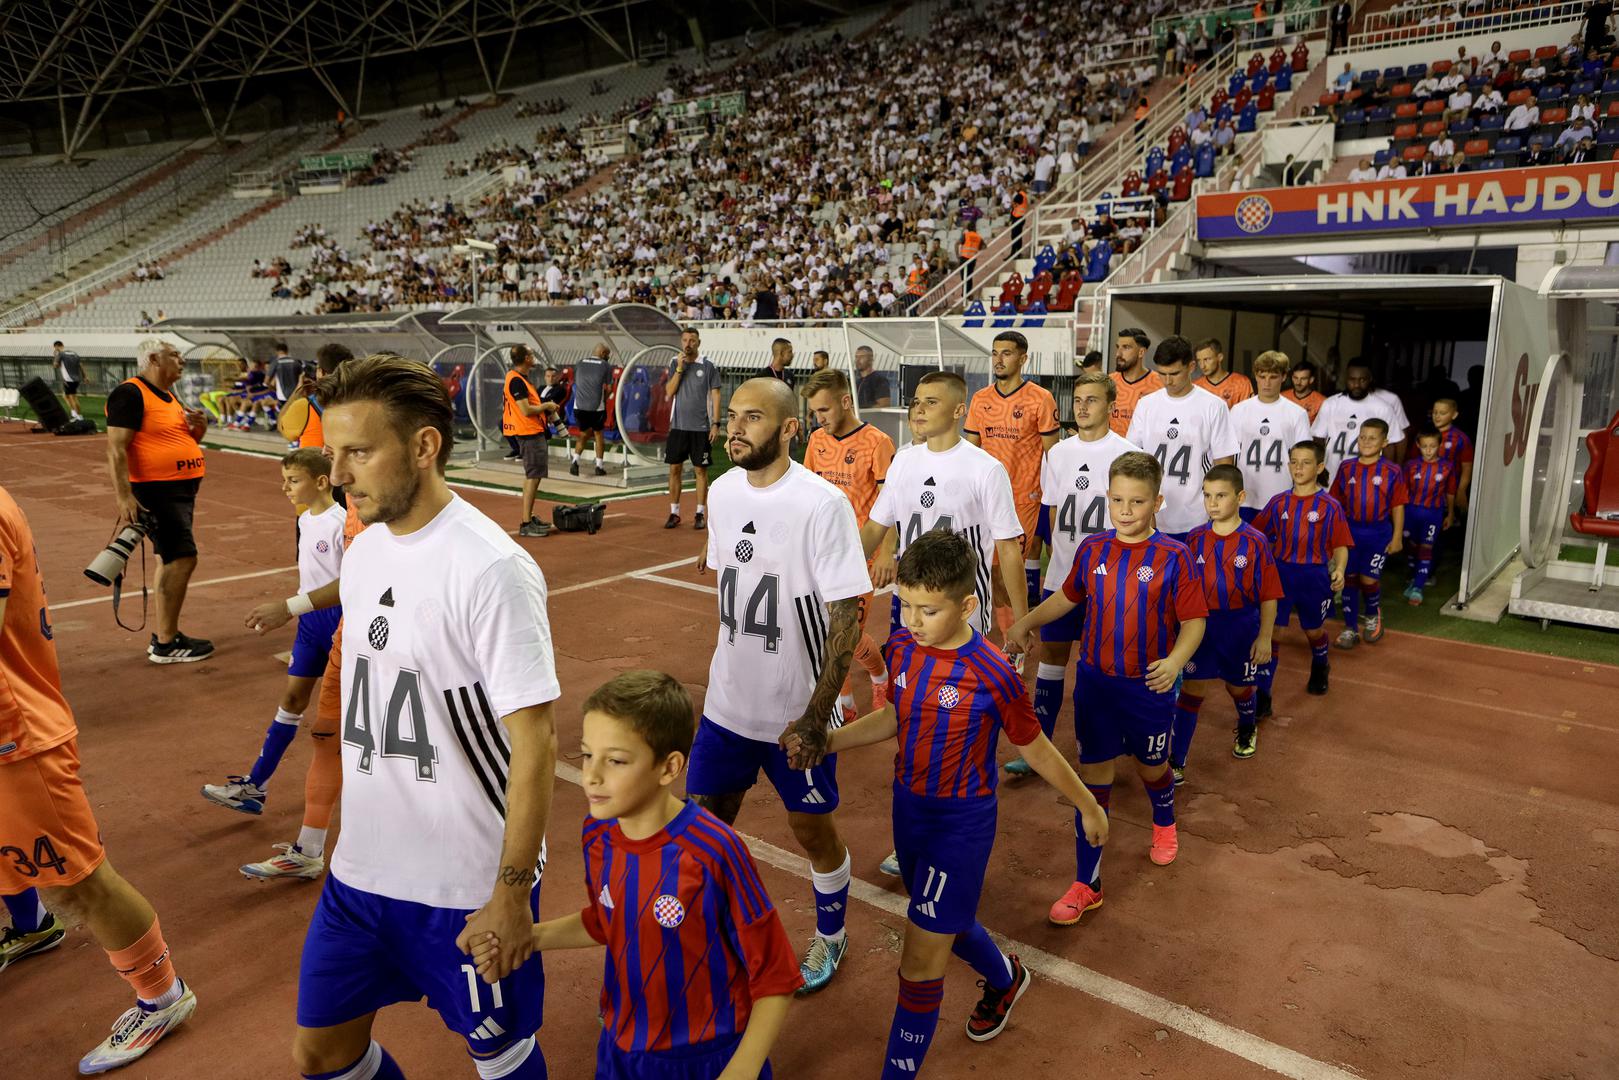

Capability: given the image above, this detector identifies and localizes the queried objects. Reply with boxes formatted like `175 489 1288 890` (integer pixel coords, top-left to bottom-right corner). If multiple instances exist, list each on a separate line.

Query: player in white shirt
863 371 1027 639
288 356 557 1080
1228 350 1313 521
1006 371 1140 777
692 378 872 996
1126 335 1239 540
1312 362 1410 480
201 448 347 822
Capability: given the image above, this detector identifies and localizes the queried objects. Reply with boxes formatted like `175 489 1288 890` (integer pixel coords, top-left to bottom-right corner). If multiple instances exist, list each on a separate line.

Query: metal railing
1349 0 1585 49
1155 0 1330 50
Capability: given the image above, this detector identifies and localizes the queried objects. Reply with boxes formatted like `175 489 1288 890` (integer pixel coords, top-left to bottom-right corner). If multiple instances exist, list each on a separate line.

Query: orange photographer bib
113 378 205 483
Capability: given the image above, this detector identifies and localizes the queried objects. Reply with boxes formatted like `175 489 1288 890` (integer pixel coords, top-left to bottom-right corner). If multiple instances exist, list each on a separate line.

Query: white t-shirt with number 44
1126 385 1239 535
1228 396 1312 509
1038 430 1141 592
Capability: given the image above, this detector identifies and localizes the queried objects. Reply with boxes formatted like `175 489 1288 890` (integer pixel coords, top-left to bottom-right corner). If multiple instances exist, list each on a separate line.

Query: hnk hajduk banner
1196 162 1619 241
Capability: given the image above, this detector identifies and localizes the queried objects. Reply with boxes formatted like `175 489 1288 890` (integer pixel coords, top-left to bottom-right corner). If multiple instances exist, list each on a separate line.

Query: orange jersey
1284 388 1326 423
0 486 75 763
1110 369 1163 436
1204 372 1254 409
343 498 365 548
805 422 896 527
965 380 1059 506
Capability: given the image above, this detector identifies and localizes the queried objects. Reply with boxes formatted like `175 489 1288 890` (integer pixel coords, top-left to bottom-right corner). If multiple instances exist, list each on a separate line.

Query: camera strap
111 538 149 633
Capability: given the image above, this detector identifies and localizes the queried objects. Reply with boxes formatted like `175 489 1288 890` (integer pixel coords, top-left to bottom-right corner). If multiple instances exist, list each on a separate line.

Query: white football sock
296 826 327 858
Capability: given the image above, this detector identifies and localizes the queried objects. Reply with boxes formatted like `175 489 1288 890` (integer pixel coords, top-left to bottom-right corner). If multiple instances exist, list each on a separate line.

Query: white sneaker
240 842 324 881
78 981 196 1074
200 777 266 815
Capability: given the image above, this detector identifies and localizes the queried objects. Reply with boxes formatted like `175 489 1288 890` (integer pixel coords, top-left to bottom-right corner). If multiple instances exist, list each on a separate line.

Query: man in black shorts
105 341 213 662
570 342 613 476
51 341 85 421
663 327 720 530
501 345 554 538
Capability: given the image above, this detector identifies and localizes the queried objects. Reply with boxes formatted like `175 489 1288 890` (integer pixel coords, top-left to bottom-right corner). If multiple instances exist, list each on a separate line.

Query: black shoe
518 518 551 537
693 511 706 530
1233 726 1258 758
569 460 580 475
1255 689 1273 722
663 513 680 529
1306 662 1329 695
964 954 1031 1042
503 451 520 460
148 632 215 664
594 463 607 476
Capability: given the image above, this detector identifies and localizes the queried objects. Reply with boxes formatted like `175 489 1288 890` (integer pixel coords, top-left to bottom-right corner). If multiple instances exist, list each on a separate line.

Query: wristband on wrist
286 593 315 617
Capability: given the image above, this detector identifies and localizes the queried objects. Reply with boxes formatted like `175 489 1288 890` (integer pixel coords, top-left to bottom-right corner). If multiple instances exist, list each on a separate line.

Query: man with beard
964 331 1061 618
1312 362 1410 480
692 378 871 996
1284 359 1326 423
256 355 558 1080
1109 327 1162 437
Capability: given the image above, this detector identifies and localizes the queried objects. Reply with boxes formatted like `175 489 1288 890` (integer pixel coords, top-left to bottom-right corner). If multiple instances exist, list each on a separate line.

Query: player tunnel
1101 275 1569 614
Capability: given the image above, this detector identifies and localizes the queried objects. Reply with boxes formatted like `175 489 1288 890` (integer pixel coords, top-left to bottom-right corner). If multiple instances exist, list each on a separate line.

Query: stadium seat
1450 117 1475 135
1024 271 1053 308
1508 48 1531 63
1534 46 1558 61
1358 69 1379 83
1494 134 1522 154
1598 126 1619 145
1479 113 1505 131
1344 106 1367 125
1229 71 1247 97
1463 137 1490 155
1393 121 1419 140
1609 99 1619 116
992 302 1019 328
962 300 987 328
1170 168 1193 202
1290 41 1309 73
1367 104 1394 136
1479 155 1508 170
1542 106 1568 125
1568 410 1619 579
1121 170 1143 197
1082 242 1112 283
1257 85 1276 111
1032 245 1058 277
1391 81 1413 98
1020 301 1048 327
1145 147 1167 178
1572 79 1597 97
1373 148 1391 166
1467 74 1488 90
1583 60 1605 79
1167 125 1188 155
1247 53 1265 77
1238 103 1258 133
1528 131 1557 151
1395 101 1419 118
1320 92 1342 107
1384 65 1404 79
1251 69 1271 95
1406 62 1427 79
1234 87 1253 111
1269 46 1286 75
1211 87 1229 112
1170 147 1193 175
1402 143 1428 161
1214 102 1233 125
1506 88 1532 106
1602 75 1619 96
1421 118 1446 137
1053 271 1081 312
1194 144 1215 177
997 274 1024 308
1421 98 1445 115
1538 85 1566 103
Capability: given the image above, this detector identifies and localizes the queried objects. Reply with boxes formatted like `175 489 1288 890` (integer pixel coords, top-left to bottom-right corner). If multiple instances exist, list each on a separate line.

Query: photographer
105 340 212 663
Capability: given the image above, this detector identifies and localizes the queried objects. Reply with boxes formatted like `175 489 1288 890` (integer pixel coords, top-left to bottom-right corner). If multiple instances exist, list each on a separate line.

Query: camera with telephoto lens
85 518 150 586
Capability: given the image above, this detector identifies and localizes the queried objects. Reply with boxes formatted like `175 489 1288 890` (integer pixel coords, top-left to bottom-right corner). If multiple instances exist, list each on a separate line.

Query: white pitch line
52 565 296 610
550 557 695 596
551 762 1359 1080
632 571 714 595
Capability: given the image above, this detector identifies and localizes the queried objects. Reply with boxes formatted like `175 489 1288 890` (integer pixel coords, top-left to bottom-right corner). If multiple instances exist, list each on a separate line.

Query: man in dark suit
1566 135 1598 163
1331 0 1353 51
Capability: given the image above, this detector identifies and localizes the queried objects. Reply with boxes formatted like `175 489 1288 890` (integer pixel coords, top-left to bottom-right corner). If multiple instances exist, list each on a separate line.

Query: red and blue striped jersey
1331 457 1409 524
1184 522 1286 612
1061 531 1209 677
1254 490 1354 565
1403 457 1457 510
580 801 803 1054
883 628 1041 798
1436 425 1474 468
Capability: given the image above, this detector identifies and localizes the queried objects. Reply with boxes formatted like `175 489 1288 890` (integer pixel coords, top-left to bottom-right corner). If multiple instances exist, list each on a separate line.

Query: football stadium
0 0 1616 1077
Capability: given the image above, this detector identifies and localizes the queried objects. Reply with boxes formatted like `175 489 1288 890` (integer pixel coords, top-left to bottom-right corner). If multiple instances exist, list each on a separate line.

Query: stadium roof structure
0 0 672 155
155 309 478 362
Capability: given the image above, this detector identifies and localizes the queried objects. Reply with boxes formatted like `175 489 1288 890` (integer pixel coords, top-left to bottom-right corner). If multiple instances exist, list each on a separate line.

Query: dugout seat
1569 408 1619 587
1024 271 1053 309
1257 84 1276 111
997 273 1025 308
1083 241 1113 283
1053 270 1082 312
1268 46 1286 75
1290 41 1309 73
1275 65 1293 93
991 302 1019 328
1246 52 1265 77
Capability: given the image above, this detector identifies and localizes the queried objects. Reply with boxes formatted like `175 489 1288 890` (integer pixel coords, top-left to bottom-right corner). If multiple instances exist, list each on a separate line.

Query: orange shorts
0 738 106 893
314 618 344 736
1016 499 1041 560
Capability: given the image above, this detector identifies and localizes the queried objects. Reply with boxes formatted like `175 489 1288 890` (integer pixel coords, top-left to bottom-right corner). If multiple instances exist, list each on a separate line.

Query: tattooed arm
456 699 557 981
781 596 861 770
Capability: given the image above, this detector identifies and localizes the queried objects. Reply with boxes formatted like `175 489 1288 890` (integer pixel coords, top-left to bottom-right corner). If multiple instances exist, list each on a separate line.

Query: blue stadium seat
1598 126 1619 145
1373 148 1391 166
962 300 987 328
1467 74 1488 90
1229 72 1247 96
1450 117 1475 135
1583 58 1605 78
1238 102 1258 133
1603 75 1619 95
1344 107 1366 125
1020 301 1048 327
1194 144 1215 177
1144 147 1166 178
1383 65 1403 79
1250 69 1270 92
1528 131 1557 151
1405 63 1426 78
1358 69 1379 82
1478 113 1505 131
1572 79 1596 97
1170 147 1192 174
1479 155 1507 170
1538 84 1566 102
1493 134 1521 154
1032 244 1058 276
1276 66 1293 92
1214 103 1234 125
992 301 1019 327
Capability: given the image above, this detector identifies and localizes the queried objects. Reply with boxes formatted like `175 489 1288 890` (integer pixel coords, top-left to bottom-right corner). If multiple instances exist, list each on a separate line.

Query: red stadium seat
1403 143 1428 161
1464 137 1490 155
1320 92 1341 107
1607 99 1619 117
1290 41 1310 73
1147 170 1169 197
1053 270 1082 313
1169 169 1193 202
1542 106 1568 124
1246 53 1265 77
998 273 1024 308
1393 121 1419 140
1421 118 1447 137
1508 48 1531 63
1257 85 1276 111
1507 88 1532 106
1570 408 1619 539
1432 60 1452 75
1234 87 1253 111
1421 98 1445 115
1391 81 1413 98
1211 87 1229 111
1343 86 1364 103
1535 45 1558 60
1395 101 1420 118
1121 169 1143 196
1024 271 1053 309
1167 125 1188 155
1268 46 1286 74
